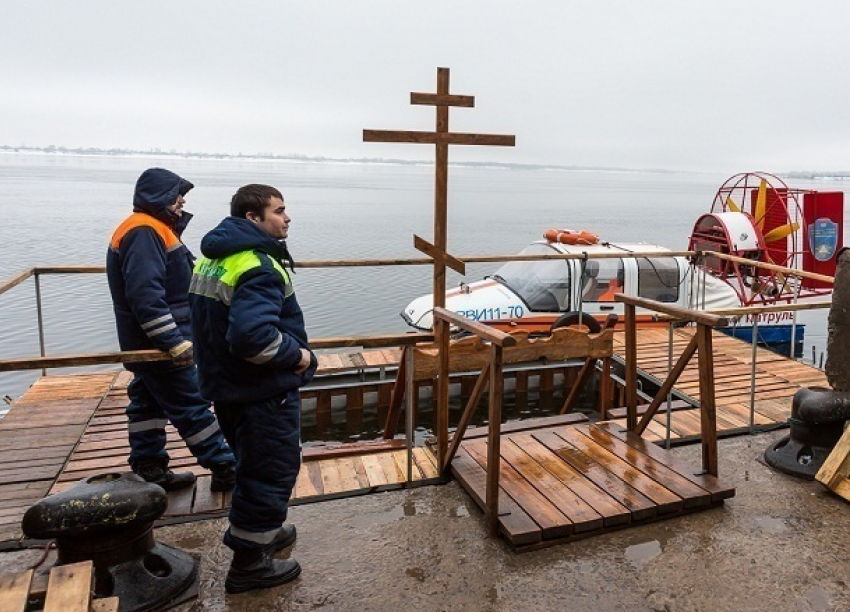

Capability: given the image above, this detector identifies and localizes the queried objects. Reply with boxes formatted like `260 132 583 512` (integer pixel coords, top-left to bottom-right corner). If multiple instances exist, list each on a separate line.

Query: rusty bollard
22 472 198 612
765 248 850 478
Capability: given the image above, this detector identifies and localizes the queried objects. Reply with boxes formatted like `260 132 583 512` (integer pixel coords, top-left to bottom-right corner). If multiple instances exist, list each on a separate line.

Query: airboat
402 172 843 355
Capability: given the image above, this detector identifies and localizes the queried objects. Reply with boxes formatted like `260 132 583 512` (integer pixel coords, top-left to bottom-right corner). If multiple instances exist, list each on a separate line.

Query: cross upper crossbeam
410 92 474 107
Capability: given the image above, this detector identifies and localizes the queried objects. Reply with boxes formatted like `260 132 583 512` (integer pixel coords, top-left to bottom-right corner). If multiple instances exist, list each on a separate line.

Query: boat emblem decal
808 218 839 262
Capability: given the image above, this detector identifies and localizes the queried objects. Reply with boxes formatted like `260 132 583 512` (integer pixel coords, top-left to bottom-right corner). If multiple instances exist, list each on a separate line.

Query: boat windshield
490 244 570 311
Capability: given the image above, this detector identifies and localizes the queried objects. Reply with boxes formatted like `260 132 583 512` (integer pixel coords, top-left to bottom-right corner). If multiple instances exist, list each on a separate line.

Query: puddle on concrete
754 516 788 534
350 505 405 529
797 585 830 611
405 566 427 582
625 540 662 569
171 534 206 550
450 504 470 518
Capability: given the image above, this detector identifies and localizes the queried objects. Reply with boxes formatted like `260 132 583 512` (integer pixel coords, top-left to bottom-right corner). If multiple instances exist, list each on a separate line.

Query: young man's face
250 196 290 239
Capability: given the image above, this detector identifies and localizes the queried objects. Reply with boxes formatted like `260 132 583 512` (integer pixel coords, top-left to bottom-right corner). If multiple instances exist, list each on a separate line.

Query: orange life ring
544 228 599 246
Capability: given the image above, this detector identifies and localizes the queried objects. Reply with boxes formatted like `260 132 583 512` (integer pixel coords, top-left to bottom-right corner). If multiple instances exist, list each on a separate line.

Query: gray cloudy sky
2 1 849 172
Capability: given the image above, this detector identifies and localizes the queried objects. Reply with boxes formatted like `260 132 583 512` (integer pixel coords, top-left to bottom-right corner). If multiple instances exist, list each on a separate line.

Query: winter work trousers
126 365 234 469
216 389 302 552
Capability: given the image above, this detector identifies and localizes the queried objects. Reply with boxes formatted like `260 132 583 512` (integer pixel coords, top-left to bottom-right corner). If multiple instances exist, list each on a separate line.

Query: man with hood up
189 183 317 595
106 167 236 492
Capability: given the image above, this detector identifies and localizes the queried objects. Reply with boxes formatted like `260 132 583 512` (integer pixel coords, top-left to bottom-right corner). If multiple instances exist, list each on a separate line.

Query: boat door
576 255 685 318
576 256 628 317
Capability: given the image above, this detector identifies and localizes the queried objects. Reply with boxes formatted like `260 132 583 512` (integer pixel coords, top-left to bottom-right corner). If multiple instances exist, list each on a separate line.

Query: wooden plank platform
0 327 824 550
605 327 827 444
0 369 440 548
451 420 735 551
0 560 120 612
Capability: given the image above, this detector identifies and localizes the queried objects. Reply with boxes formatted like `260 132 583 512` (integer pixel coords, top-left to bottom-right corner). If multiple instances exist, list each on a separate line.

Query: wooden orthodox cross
364 67 515 464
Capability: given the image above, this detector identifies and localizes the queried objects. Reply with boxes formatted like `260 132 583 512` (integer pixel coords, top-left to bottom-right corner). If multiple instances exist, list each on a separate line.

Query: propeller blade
725 196 740 213
763 222 799 243
753 179 767 228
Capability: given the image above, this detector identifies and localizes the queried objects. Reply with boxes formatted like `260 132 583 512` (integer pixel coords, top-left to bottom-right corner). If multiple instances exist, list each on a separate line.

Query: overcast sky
2 1 849 172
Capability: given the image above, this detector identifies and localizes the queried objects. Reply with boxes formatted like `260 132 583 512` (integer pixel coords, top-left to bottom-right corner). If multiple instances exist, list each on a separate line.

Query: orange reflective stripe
110 213 180 250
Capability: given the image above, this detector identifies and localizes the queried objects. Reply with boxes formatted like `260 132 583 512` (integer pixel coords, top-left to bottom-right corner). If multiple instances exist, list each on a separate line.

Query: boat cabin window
581 259 625 302
490 244 570 312
637 257 680 303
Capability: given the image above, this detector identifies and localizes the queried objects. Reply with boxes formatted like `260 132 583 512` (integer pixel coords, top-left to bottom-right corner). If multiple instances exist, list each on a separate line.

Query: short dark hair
230 184 283 219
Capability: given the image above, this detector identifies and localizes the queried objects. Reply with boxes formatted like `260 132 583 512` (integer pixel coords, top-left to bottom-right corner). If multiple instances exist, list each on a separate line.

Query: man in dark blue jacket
189 184 317 595
107 168 235 492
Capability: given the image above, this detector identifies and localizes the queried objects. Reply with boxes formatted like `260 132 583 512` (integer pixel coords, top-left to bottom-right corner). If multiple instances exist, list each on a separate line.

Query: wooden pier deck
605 327 828 443
0 370 440 549
0 328 827 550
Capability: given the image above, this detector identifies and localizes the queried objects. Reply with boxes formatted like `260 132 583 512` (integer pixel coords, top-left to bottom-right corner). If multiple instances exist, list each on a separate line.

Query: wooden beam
432 307 517 347
413 234 466 275
559 357 595 415
697 324 719 476
705 252 835 284
443 357 491 472
382 346 408 439
434 67 451 475
0 349 170 372
485 345 504 537
310 333 433 349
362 129 515 147
35 266 106 275
625 303 638 431
410 92 474 107
634 333 699 435
0 269 34 297
615 294 728 327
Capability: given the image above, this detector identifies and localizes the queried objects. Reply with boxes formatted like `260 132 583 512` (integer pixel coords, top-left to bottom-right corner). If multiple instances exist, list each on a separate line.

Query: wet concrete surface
3 430 849 611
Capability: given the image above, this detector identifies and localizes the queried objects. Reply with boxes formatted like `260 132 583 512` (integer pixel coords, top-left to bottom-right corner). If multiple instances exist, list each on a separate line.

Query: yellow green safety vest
190 250 292 305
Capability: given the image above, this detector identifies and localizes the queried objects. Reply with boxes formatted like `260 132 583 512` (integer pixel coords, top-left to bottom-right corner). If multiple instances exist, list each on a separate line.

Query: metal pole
405 346 414 484
788 279 801 359
577 256 585 328
34 272 46 376
665 321 673 449
749 318 759 433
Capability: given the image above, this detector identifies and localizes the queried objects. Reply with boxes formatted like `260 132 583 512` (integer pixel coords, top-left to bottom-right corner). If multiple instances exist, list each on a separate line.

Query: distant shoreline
0 145 685 175
3 145 848 180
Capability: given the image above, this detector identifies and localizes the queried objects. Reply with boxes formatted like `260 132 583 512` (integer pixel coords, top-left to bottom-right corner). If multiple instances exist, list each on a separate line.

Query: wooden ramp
605 327 828 443
452 420 735 551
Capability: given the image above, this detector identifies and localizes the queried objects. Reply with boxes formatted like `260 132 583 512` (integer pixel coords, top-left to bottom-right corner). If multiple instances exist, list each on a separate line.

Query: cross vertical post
364 67 515 471
433 68 451 470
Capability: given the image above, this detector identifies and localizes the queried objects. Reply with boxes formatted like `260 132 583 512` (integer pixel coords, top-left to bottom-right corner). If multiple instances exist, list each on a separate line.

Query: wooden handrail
433 307 517 347
0 349 171 372
696 301 831 317
311 333 433 349
0 269 34 297
0 334 434 373
615 294 729 327
700 251 835 284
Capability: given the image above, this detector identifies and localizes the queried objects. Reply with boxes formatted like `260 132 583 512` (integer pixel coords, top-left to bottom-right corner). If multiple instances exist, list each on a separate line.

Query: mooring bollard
764 387 850 478
22 472 198 612
767 248 850 479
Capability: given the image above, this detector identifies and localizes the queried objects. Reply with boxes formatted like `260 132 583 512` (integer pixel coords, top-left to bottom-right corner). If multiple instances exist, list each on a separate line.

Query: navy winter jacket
189 216 317 404
106 168 195 371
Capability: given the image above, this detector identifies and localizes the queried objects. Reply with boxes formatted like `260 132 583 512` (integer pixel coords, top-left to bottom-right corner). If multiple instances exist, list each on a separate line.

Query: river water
0 153 838 428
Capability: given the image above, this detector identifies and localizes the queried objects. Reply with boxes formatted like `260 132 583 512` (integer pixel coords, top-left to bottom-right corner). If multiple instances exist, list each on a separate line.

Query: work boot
266 523 297 553
210 461 236 492
132 460 196 492
225 549 301 595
